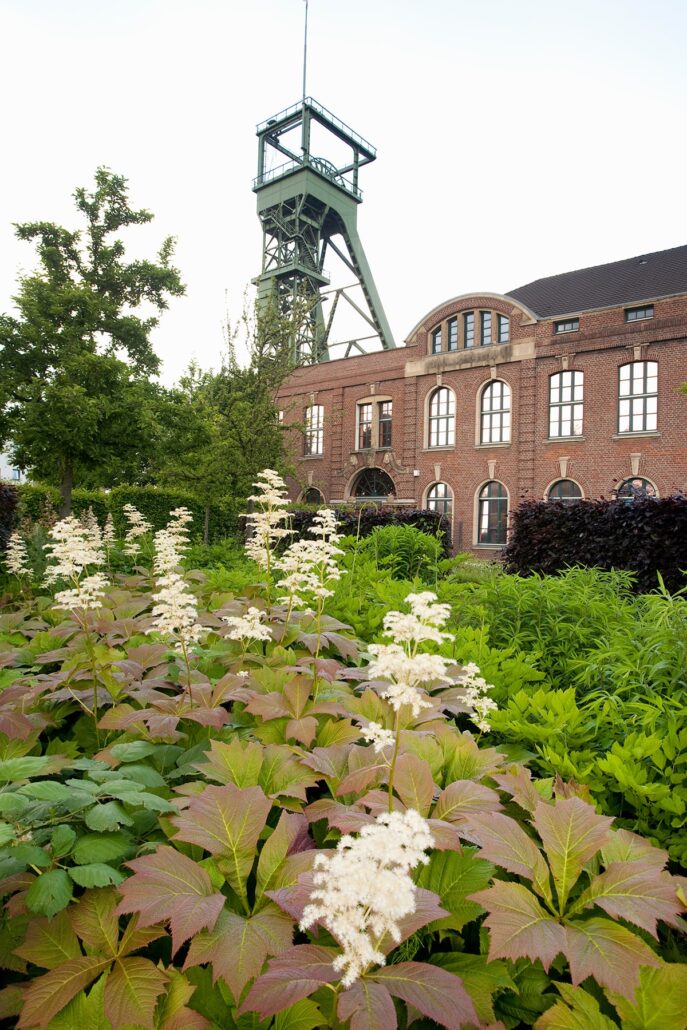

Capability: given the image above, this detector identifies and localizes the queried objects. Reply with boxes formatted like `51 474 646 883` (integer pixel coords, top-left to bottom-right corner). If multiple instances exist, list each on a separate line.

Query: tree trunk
59 462 74 518
204 505 210 546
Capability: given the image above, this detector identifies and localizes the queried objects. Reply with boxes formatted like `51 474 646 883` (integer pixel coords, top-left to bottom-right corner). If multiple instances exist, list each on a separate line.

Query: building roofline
404 292 539 342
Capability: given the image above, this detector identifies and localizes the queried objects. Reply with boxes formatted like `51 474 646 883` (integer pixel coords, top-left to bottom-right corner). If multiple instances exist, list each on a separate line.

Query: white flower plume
222 606 271 642
122 504 152 557
44 516 105 583
245 469 293 571
5 531 30 577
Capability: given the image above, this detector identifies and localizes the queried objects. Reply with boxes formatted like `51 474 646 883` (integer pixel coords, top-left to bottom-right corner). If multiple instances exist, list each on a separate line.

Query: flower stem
387 707 402 813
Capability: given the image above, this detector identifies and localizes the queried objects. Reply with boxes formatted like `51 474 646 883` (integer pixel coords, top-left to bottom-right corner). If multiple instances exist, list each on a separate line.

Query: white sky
1 0 685 383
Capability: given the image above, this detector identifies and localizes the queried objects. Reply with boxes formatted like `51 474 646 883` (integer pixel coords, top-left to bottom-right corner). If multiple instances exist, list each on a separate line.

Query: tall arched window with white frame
428 387 455 447
480 381 511 444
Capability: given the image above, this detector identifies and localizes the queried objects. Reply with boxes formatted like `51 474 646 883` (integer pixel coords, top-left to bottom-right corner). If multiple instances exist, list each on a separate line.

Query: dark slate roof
506 244 687 318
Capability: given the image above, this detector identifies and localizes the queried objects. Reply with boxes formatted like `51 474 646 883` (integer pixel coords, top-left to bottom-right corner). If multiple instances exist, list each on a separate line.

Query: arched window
617 478 658 501
351 468 396 500
304 404 324 455
428 387 455 447
480 381 511 444
302 487 324 504
477 481 508 545
549 371 584 438
426 482 452 516
547 479 583 504
618 361 658 433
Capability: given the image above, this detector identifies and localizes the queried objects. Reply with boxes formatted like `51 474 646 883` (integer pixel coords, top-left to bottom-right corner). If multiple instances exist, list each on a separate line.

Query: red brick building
278 245 687 552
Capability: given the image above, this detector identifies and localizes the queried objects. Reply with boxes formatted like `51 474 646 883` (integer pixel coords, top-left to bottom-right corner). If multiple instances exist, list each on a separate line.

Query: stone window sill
544 436 586 443
611 431 662 440
474 442 511 449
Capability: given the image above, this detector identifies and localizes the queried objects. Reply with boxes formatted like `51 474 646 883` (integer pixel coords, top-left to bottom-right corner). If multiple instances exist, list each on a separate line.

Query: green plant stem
387 707 402 813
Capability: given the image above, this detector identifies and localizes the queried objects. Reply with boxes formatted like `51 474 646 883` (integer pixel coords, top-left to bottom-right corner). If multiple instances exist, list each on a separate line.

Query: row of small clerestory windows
430 311 510 354
302 360 659 456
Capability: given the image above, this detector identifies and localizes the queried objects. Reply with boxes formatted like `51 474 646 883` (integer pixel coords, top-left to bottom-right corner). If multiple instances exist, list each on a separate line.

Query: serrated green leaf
0 756 67 782
109 741 157 762
430 953 516 1024
14 910 81 970
18 956 109 1029
73 831 133 866
532 798 613 910
274 998 324 1030
0 821 14 846
608 962 687 1030
536 983 617 1028
416 848 495 930
26 870 73 917
103 955 167 1029
194 738 264 787
84 801 134 831
50 826 76 858
44 972 109 1030
69 864 124 888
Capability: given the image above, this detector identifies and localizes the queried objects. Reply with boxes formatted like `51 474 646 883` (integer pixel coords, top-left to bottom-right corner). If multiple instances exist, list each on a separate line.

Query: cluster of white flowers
103 513 116 549
244 470 293 570
123 504 152 557
300 809 434 987
275 508 344 610
222 606 271 643
456 661 498 733
367 591 454 718
150 509 204 649
54 572 109 612
360 721 395 754
5 531 30 577
79 507 103 550
44 516 105 583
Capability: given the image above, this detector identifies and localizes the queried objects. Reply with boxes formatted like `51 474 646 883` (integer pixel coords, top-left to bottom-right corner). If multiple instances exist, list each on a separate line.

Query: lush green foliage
0 481 19 550
0 518 683 1029
504 495 687 593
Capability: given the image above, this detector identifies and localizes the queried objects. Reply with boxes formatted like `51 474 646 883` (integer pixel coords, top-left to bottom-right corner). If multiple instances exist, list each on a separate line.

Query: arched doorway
301 487 325 504
350 467 396 501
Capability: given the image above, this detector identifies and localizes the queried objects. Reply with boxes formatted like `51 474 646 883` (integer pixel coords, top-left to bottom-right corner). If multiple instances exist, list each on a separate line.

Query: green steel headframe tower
253 97 395 363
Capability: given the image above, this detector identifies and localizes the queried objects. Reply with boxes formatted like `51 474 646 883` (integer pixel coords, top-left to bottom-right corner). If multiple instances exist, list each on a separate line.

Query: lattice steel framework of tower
252 97 396 363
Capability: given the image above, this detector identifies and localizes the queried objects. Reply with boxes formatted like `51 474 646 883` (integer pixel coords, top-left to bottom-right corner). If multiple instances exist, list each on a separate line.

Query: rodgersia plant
122 502 152 558
4 529 31 578
244 469 292 600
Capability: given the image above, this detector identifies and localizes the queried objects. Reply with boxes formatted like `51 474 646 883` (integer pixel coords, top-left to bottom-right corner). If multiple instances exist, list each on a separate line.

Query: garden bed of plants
0 475 685 1029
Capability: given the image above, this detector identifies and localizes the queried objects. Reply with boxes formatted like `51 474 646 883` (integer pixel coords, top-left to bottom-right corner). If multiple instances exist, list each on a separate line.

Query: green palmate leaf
371 961 478 1029
14 910 81 970
184 904 294 1002
432 779 502 823
194 738 264 788
73 831 134 866
416 848 495 930
260 745 319 801
70 888 119 954
430 953 515 1025
115 846 225 955
26 870 74 918
171 783 271 896
608 962 687 1030
241 944 340 1019
103 956 167 1030
42 973 110 1030
471 882 566 969
392 753 435 815
69 863 124 888
532 798 613 909
0 755 68 782
441 732 505 783
463 812 552 902
273 998 324 1030
574 859 683 936
337 980 397 1030
535 983 617 1029
255 811 311 903
564 916 660 997
17 956 109 1029
157 967 210 1030
600 827 669 871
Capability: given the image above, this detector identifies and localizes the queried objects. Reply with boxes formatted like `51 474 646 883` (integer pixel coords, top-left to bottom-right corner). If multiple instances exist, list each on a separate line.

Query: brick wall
277 291 687 553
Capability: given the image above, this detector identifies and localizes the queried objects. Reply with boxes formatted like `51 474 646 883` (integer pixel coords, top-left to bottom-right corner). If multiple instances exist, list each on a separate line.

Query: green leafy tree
0 168 184 514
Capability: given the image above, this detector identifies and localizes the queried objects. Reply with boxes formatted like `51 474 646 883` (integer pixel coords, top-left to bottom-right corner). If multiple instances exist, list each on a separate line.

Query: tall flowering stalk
44 516 111 742
122 504 152 559
300 809 434 987
244 469 292 603
456 661 497 733
366 591 454 811
149 508 204 694
5 530 31 580
222 606 271 662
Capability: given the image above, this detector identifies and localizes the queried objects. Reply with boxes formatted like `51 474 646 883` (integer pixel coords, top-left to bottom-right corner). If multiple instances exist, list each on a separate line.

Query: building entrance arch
349 467 396 501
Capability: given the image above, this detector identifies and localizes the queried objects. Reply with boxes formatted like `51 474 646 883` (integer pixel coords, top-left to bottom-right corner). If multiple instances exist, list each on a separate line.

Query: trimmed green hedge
11 483 245 544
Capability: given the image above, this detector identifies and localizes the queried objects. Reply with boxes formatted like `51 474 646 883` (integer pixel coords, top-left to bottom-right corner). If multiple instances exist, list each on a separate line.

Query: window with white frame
379 400 392 447
431 326 442 354
357 402 372 449
549 370 583 438
304 404 324 455
427 481 452 516
428 387 456 447
618 361 658 433
480 380 511 444
547 479 582 504
447 317 458 351
497 314 510 343
477 481 508 545
480 311 492 346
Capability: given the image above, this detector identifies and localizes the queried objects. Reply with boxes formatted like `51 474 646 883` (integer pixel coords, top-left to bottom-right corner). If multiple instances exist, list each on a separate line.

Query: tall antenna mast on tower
302 0 308 102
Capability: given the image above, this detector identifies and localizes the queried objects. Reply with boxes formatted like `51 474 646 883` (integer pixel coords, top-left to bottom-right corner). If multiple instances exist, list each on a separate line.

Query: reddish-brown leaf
463 812 552 901
115 846 225 955
471 881 566 969
491 766 542 814
256 812 313 901
564 917 660 997
576 861 683 936
70 887 119 955
14 910 81 970
393 753 435 816
298 744 352 782
371 961 478 1028
240 944 340 1018
244 692 291 719
532 798 613 907
338 980 397 1030
184 904 294 1001
601 828 669 872
17 956 108 1029
104 956 167 1029
380 888 449 952
285 716 318 746
433 780 502 823
304 798 374 833
171 783 271 895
